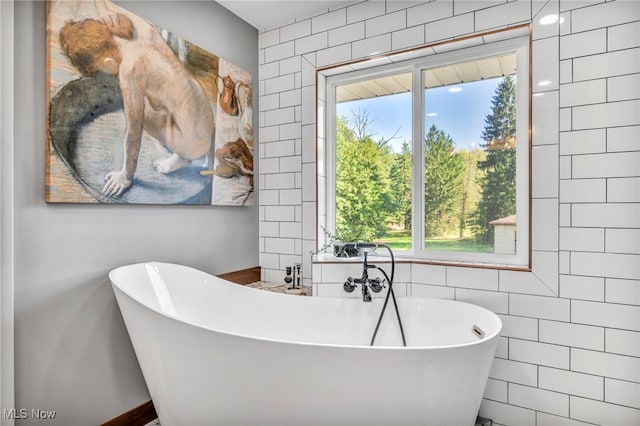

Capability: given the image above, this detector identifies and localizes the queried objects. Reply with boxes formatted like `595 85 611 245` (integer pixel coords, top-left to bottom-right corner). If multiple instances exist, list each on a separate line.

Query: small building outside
490 214 516 254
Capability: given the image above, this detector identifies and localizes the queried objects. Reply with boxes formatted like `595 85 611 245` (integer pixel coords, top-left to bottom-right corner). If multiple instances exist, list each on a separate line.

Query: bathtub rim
110 261 503 351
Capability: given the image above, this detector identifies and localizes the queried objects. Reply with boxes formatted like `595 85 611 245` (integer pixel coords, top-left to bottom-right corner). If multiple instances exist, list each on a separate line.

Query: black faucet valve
370 278 384 293
343 277 356 293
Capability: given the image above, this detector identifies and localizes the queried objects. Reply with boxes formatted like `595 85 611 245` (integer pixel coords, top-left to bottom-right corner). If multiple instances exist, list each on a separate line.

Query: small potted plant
314 227 365 258
332 240 364 258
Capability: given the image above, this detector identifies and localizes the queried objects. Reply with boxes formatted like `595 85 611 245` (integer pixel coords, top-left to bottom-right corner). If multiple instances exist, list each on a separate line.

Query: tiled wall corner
556 3 640 422
259 1 640 424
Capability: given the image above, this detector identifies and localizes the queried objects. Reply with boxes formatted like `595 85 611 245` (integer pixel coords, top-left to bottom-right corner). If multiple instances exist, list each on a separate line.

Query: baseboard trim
217 265 261 285
100 400 157 426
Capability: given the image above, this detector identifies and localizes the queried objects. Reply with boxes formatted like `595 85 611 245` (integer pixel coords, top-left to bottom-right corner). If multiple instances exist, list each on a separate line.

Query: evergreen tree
458 148 486 239
335 117 394 241
473 76 517 245
389 141 412 230
424 125 466 238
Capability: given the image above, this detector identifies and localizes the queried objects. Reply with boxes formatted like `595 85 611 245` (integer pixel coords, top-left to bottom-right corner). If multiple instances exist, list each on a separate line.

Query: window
321 28 530 267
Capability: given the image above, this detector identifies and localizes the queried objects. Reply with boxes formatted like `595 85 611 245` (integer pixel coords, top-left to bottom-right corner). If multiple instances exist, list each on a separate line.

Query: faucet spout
362 283 372 302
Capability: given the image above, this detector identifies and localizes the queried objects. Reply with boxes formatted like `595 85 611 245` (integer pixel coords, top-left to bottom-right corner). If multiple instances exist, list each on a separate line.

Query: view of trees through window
335 64 518 255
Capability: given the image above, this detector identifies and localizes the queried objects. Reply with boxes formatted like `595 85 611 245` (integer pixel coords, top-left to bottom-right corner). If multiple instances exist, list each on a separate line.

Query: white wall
0 0 16 422
258 1 640 425
6 1 258 424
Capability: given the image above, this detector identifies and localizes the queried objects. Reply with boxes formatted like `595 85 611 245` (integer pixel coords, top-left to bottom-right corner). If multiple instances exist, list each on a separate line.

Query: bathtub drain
472 324 485 339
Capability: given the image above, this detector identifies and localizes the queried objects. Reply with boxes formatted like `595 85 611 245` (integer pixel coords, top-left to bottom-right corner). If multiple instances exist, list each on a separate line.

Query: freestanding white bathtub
110 262 502 426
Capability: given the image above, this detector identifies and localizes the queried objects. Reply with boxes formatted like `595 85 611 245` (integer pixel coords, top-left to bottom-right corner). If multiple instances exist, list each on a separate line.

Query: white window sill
312 252 531 272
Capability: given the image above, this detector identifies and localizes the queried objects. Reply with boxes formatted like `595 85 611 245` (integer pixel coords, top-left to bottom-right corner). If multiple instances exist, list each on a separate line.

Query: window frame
321 28 531 269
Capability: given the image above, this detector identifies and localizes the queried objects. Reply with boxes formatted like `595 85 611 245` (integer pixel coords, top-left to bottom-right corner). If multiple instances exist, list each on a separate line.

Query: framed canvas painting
46 0 254 205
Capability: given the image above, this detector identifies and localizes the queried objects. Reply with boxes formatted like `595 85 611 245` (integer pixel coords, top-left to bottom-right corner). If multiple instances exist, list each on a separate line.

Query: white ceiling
216 1 524 104
216 0 359 32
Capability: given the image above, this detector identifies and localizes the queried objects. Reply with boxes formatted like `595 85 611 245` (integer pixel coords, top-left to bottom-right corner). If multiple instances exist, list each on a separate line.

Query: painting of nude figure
46 0 254 205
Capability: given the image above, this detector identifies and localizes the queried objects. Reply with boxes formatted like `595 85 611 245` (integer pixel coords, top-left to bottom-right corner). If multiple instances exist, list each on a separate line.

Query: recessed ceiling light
448 86 463 93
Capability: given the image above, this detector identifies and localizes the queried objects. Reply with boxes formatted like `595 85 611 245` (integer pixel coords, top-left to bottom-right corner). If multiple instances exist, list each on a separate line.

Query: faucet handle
370 278 384 293
343 277 356 293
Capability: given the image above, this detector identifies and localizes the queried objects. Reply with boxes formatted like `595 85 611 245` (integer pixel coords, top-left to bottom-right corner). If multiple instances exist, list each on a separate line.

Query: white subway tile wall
258 1 640 424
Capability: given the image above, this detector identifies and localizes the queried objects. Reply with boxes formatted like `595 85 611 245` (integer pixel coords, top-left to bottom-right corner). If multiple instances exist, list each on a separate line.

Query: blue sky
336 77 502 152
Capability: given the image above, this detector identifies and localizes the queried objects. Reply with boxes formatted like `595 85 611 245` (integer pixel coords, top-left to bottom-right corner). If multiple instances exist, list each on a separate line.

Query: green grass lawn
381 230 492 253
381 230 413 251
